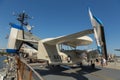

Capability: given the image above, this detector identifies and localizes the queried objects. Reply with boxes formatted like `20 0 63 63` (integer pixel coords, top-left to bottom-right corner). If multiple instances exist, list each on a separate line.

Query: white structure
7 10 107 66
7 23 94 65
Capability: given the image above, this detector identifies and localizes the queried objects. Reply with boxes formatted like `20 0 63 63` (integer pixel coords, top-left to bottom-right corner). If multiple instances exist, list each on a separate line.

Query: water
0 56 7 69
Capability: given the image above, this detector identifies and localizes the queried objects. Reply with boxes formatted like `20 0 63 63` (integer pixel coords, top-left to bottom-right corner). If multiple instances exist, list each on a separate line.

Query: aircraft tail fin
89 9 108 60
6 23 24 53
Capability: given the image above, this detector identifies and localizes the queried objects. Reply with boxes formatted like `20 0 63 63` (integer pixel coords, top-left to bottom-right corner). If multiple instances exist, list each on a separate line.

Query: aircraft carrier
1 10 120 80
14 56 120 80
20 57 120 80
1 55 120 80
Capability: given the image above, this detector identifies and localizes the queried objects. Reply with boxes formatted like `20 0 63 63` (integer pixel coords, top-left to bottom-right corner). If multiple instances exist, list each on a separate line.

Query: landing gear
90 60 95 69
77 62 83 67
91 63 95 69
48 65 60 69
80 62 83 67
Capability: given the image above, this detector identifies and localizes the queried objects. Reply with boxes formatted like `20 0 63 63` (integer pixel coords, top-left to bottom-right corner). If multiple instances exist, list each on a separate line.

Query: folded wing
42 29 94 47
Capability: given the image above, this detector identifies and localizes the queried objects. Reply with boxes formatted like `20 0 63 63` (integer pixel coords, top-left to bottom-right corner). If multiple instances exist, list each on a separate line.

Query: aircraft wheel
79 62 83 67
91 63 95 69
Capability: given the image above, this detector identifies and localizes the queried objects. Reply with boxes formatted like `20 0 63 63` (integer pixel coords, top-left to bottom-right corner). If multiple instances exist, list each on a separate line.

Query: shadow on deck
34 65 101 80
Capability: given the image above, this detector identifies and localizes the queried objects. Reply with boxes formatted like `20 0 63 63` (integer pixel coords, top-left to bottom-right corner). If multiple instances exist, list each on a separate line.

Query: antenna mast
16 11 31 26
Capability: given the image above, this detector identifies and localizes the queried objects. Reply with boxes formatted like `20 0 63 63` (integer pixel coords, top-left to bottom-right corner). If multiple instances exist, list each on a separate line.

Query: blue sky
0 0 120 55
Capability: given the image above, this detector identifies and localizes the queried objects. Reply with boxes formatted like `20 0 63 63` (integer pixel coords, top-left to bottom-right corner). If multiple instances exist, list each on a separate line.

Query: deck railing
16 56 44 80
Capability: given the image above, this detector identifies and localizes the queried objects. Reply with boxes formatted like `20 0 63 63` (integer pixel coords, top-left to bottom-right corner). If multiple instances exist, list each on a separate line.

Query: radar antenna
13 11 32 26
13 11 34 32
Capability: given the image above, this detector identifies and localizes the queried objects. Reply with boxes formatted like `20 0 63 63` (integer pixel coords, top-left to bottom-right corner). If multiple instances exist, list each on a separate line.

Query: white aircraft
6 9 107 66
6 23 93 65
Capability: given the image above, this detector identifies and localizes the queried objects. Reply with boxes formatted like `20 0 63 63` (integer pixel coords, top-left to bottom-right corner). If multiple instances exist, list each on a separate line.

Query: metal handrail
16 56 44 80
22 59 44 80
